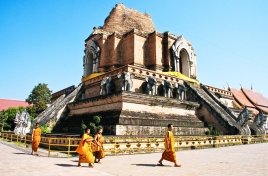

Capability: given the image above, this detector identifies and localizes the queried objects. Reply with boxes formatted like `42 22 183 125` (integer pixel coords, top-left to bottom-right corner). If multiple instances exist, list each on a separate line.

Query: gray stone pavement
0 140 267 176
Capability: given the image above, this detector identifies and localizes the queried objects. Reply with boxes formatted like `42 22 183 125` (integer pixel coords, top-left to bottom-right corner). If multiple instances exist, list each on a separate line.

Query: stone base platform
59 91 208 135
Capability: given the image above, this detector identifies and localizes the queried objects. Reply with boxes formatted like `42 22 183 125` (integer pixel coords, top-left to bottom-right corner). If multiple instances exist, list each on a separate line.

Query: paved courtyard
0 140 267 176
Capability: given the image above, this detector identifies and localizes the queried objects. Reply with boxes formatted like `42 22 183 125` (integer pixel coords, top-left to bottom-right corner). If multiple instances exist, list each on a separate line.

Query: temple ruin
34 3 268 136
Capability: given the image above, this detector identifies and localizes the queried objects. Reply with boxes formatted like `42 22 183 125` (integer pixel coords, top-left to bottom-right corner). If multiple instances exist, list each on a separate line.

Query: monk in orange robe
158 124 181 167
94 128 105 163
76 128 95 167
31 123 41 156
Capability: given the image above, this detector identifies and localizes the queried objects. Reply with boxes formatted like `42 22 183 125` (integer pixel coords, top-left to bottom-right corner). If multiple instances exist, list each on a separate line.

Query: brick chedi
37 4 267 136
82 3 197 80
39 2 265 136
61 3 207 136
98 3 155 35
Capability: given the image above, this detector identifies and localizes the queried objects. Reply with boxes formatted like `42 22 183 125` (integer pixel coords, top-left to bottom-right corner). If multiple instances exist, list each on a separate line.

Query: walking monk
31 123 41 156
94 128 105 163
158 124 181 167
76 128 95 167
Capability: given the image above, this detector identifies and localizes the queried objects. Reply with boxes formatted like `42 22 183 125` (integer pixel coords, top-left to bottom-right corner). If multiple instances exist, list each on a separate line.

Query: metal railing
1 132 267 157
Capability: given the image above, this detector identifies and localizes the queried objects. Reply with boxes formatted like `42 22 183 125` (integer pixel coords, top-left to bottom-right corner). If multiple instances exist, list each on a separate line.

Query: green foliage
26 106 37 120
40 124 51 134
206 125 222 136
93 115 101 124
0 106 25 131
80 120 87 136
0 105 38 132
89 122 97 135
0 111 6 132
80 116 103 136
26 83 52 112
89 115 102 135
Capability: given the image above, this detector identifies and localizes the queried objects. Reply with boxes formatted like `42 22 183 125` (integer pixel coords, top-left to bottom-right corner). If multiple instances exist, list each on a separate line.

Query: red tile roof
0 98 31 111
242 88 268 113
230 88 259 114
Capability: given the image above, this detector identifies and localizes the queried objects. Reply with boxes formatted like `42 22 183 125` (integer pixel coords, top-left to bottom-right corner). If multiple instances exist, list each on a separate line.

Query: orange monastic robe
32 127 41 152
76 134 94 163
94 134 105 159
162 131 177 162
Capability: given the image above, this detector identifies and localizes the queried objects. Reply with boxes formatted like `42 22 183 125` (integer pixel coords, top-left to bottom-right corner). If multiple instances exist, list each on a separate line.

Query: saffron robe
162 131 177 162
76 134 94 163
32 127 41 152
94 134 105 159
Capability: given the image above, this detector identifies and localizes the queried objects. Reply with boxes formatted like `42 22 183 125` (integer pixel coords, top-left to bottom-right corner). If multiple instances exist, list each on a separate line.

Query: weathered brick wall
145 33 155 67
85 85 100 98
133 34 146 66
106 35 115 67
102 3 155 35
114 37 121 66
121 33 134 65
65 91 206 135
115 125 208 136
196 105 228 134
83 3 199 75
155 35 163 69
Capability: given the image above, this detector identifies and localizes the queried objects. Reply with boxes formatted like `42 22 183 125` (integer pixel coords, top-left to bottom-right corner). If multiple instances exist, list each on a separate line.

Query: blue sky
1 0 267 100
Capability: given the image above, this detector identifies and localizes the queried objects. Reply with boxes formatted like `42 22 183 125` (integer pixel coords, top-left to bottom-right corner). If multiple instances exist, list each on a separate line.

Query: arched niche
83 40 100 77
84 52 93 77
171 36 196 78
180 49 190 77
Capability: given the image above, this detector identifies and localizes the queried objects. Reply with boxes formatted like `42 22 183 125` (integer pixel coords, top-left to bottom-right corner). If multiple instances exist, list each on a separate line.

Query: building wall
133 34 146 66
115 125 208 136
196 105 229 134
122 33 134 65
123 102 196 116
84 31 199 76
155 34 163 69
106 34 115 67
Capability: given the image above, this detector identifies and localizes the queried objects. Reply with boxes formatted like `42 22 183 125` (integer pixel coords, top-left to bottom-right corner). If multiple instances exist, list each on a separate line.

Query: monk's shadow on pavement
13 152 26 155
71 160 79 162
55 164 78 167
132 164 172 167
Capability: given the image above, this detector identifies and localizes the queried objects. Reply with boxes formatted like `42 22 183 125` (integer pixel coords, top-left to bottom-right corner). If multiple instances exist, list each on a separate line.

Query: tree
26 83 52 112
26 106 37 120
0 106 25 131
0 110 7 132
80 120 87 137
0 106 36 132
89 115 102 135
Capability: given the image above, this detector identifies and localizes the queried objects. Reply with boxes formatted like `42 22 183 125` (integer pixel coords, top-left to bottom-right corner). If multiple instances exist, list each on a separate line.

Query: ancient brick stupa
35 3 267 136
65 3 203 135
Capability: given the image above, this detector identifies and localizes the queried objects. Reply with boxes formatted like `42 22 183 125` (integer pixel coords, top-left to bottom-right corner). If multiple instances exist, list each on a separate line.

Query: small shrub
40 124 51 134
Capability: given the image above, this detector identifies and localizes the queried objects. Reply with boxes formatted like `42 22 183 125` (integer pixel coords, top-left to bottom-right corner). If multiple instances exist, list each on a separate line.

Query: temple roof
230 88 258 114
242 88 268 113
0 98 31 111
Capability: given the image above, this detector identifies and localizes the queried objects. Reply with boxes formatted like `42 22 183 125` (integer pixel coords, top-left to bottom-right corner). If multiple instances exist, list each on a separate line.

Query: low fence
1 132 267 158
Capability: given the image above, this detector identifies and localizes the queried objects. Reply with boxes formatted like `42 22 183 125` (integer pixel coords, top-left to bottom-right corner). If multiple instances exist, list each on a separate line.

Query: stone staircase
33 84 82 126
185 82 249 135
